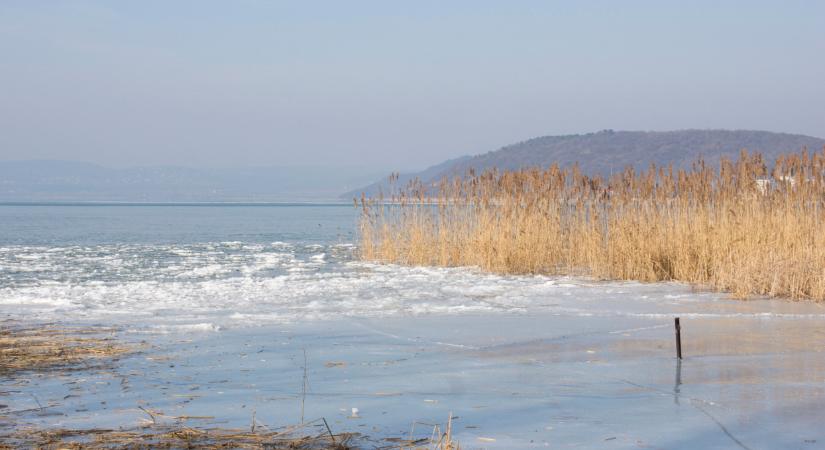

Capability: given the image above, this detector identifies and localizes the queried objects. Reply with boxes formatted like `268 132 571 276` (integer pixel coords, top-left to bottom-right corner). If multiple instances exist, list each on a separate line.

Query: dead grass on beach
0 322 132 376
359 148 825 301
1 419 458 450
0 423 354 449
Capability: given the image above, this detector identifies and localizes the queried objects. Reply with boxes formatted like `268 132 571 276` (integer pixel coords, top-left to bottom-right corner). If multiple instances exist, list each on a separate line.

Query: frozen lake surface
2 205 825 448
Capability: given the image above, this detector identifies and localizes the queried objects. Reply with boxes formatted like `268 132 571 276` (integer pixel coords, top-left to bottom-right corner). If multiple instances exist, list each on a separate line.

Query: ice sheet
4 312 825 449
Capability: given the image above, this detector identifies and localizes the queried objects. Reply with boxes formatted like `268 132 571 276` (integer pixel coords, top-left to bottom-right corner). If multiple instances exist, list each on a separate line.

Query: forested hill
345 129 825 198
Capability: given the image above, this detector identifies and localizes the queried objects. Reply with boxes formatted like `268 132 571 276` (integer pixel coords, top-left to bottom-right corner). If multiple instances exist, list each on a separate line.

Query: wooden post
674 317 682 359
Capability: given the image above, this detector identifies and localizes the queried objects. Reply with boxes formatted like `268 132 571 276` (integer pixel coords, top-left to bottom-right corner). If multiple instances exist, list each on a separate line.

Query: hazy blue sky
1 1 823 171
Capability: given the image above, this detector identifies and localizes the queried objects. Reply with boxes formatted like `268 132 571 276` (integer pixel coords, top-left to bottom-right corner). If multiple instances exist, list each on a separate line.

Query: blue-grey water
2 204 825 449
0 203 356 246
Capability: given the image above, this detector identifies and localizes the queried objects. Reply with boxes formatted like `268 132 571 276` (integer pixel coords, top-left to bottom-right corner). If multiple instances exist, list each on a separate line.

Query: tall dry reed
358 149 825 301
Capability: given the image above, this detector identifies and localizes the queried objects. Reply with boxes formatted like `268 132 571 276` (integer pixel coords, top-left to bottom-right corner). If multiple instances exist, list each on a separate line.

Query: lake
2 204 824 448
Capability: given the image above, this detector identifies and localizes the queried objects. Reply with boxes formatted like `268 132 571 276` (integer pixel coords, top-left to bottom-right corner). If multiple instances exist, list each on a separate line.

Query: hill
345 129 825 198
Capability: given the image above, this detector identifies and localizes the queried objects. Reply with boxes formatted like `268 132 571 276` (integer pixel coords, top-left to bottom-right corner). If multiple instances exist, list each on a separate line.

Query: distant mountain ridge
345 129 825 198
0 160 384 202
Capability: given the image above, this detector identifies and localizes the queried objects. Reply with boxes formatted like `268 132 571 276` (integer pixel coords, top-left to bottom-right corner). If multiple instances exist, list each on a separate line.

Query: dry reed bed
359 149 825 301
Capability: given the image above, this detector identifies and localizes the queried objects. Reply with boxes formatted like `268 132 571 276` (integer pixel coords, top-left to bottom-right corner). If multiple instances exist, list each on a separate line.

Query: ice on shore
3 242 825 332
4 311 825 449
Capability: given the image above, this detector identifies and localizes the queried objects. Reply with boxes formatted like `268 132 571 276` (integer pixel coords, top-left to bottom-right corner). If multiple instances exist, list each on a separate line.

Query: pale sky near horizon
0 1 823 171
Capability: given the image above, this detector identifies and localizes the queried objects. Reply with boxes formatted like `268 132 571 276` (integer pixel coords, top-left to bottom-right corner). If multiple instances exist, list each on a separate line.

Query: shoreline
0 201 355 207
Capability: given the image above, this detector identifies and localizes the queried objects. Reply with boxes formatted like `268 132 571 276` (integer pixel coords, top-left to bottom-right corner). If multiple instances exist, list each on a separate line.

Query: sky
0 0 823 172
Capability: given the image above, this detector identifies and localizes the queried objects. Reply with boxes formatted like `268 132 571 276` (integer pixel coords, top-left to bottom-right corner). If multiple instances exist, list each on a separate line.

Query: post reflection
674 358 682 404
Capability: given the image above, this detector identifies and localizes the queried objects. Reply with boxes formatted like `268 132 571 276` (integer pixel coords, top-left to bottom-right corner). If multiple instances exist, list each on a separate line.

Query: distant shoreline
0 201 355 207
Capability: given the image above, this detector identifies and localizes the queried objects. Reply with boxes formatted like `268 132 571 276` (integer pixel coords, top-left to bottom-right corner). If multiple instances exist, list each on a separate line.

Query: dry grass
0 322 132 376
359 148 825 301
0 423 355 449
0 418 459 450
385 413 461 450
